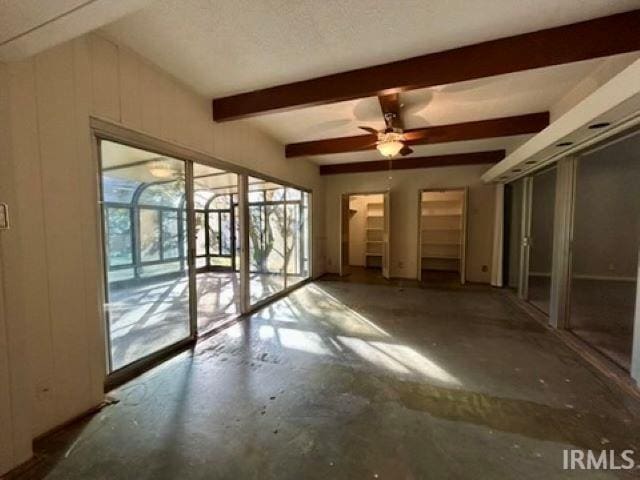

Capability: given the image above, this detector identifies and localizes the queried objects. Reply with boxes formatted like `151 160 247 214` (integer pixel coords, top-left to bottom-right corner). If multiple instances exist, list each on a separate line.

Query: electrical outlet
608 263 615 271
327 259 332 266
398 261 404 269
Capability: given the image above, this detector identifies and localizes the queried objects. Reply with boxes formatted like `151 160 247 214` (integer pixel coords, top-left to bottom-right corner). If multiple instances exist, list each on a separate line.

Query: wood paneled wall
0 33 324 458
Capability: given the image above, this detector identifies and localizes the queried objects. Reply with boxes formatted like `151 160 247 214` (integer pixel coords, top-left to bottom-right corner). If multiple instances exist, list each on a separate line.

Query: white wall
324 165 496 283
0 32 324 469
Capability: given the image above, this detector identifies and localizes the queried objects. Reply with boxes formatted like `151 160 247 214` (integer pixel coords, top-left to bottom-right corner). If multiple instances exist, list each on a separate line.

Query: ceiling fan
359 112 414 159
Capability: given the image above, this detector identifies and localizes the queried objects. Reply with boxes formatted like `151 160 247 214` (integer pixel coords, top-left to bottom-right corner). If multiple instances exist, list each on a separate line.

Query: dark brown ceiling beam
212 10 640 121
378 93 403 129
286 112 548 158
319 151 505 175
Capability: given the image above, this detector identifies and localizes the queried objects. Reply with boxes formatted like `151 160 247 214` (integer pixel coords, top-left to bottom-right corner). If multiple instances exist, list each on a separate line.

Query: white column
490 184 504 287
238 175 250 314
549 156 577 329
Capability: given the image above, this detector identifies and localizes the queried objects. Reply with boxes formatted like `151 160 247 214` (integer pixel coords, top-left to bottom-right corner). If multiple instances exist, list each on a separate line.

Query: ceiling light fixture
588 122 610 129
376 131 405 158
149 160 175 178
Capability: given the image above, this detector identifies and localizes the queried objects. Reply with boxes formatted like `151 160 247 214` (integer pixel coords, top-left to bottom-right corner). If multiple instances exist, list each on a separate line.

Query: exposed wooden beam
212 10 640 121
378 93 403 130
319 151 505 175
286 112 548 158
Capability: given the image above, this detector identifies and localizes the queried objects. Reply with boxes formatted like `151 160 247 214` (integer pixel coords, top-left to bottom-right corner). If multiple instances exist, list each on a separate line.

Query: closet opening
418 188 467 285
340 192 390 280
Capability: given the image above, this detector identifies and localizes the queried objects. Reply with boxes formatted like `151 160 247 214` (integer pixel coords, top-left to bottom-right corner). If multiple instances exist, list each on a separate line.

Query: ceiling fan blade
358 126 379 134
399 145 414 156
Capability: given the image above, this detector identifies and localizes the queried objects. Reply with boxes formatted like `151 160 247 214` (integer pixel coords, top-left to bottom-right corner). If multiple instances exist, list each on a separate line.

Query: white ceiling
101 0 640 98
0 0 152 60
96 0 640 167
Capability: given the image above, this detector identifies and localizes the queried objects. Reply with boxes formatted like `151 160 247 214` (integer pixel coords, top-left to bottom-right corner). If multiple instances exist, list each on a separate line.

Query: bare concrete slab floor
11 280 640 479
109 272 290 369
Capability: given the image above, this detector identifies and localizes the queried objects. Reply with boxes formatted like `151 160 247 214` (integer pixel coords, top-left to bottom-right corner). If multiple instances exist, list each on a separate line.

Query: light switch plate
0 203 9 229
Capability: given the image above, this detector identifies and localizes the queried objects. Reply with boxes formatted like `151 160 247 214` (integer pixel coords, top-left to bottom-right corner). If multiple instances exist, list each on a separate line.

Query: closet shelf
421 242 461 246
422 254 460 260
421 212 462 217
366 253 382 257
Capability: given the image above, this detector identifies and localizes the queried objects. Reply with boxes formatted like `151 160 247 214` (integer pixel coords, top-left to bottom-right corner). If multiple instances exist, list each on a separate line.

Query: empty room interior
2 1 640 478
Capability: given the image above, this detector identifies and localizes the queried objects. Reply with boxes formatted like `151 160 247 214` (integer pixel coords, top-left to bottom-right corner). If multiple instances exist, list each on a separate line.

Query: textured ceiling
97 0 640 166
102 0 640 98
0 0 153 60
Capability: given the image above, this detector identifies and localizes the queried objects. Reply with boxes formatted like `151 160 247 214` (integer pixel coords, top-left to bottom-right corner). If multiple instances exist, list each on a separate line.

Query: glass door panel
285 188 310 287
248 177 286 305
100 140 192 373
527 168 556 314
569 133 640 370
192 163 240 334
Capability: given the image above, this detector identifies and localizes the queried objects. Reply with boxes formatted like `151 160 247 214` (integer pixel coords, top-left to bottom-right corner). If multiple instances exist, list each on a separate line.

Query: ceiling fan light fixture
376 131 405 158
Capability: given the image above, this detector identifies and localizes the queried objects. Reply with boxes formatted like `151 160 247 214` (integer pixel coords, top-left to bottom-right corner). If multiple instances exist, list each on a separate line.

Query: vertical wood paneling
172 82 191 147
89 36 120 122
139 59 162 138
2 33 324 452
118 46 142 130
7 60 56 435
0 61 15 476
73 37 106 405
35 43 93 426
0 62 33 473
159 72 177 142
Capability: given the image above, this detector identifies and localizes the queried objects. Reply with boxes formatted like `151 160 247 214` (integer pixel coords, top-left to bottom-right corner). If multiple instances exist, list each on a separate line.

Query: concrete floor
528 276 636 370
527 275 551 315
109 272 298 370
14 278 640 479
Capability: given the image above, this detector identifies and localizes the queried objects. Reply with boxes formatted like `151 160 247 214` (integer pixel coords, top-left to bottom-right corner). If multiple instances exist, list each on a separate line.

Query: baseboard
529 271 551 277
572 274 636 282
527 272 635 282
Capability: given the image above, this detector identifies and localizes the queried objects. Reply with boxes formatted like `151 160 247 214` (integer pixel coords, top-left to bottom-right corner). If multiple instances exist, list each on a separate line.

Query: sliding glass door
99 140 193 373
526 167 557 314
568 132 640 370
192 163 240 334
98 135 312 379
248 177 311 306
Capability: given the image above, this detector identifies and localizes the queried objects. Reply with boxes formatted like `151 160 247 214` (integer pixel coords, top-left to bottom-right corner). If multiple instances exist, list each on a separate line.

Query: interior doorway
418 188 467 285
340 192 390 279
